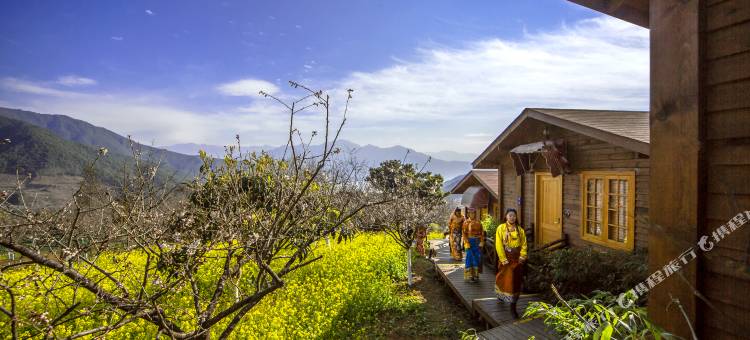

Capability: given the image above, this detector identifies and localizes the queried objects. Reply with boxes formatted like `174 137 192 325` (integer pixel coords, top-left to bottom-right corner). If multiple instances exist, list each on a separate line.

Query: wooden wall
698 1 750 337
501 160 516 222
493 120 650 251
560 126 650 251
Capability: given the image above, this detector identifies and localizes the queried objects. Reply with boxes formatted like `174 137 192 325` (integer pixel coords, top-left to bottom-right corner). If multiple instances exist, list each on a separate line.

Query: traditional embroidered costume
448 212 465 260
495 222 528 303
462 214 485 281
415 226 428 257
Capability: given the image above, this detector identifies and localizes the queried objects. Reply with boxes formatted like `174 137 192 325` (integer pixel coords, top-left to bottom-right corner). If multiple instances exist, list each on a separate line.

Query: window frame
580 171 636 251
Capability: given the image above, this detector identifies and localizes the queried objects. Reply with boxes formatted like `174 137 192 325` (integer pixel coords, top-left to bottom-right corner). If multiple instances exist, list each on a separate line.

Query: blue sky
0 1 649 154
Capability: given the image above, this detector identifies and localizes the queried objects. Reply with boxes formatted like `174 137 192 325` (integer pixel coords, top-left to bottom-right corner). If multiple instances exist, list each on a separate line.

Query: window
581 171 635 250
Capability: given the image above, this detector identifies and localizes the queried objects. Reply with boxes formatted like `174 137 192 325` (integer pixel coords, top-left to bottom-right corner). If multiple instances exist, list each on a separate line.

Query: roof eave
472 108 650 168
526 109 650 156
450 171 500 199
567 0 650 28
471 110 532 168
449 171 475 194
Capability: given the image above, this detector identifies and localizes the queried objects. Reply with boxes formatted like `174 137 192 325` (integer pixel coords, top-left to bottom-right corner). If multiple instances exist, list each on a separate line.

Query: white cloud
465 133 491 138
332 16 649 152
57 75 97 87
145 9 155 16
1 77 84 97
217 78 279 97
111 36 124 41
0 77 309 147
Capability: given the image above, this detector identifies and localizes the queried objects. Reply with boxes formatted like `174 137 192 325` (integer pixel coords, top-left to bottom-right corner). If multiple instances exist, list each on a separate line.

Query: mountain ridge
0 106 472 181
162 140 472 180
0 107 202 177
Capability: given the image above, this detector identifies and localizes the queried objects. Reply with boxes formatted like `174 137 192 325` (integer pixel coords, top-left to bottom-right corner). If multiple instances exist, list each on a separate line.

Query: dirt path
379 256 484 339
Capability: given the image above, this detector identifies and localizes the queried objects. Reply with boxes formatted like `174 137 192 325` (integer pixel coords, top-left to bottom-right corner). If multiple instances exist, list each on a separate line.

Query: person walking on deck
447 208 465 261
495 208 527 318
415 225 428 257
462 208 484 281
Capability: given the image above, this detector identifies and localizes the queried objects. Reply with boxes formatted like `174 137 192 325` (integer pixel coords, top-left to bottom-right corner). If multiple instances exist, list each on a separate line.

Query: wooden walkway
477 318 560 340
429 239 561 339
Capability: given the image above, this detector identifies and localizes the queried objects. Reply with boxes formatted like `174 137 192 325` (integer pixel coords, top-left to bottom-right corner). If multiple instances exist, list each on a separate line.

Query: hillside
0 115 134 183
0 107 202 177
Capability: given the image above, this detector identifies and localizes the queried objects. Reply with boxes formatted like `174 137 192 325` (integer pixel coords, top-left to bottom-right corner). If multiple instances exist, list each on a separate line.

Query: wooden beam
567 0 649 28
607 0 627 12
647 0 702 337
516 175 523 225
497 156 503 220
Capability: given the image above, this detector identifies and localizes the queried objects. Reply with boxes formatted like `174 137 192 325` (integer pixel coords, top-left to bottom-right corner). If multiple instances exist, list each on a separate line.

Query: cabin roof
472 108 649 168
533 108 649 144
450 169 499 198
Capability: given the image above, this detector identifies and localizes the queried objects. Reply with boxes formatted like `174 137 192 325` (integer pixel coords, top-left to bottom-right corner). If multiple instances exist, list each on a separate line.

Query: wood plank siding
699 1 750 338
563 0 750 337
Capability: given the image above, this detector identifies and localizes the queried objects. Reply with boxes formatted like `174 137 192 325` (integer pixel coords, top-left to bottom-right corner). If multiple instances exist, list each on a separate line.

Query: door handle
554 218 560 224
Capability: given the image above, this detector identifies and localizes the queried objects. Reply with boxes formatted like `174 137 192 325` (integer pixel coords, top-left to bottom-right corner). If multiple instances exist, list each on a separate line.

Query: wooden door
535 173 562 246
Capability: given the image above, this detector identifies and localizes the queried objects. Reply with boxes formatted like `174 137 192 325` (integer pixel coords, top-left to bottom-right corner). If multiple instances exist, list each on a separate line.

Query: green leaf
601 324 613 340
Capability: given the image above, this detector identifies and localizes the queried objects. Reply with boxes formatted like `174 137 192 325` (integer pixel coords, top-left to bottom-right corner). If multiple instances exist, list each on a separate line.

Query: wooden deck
429 239 561 339
477 318 560 340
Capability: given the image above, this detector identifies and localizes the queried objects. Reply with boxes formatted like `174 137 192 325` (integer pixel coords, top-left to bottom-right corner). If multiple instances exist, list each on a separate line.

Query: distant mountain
0 106 471 184
0 115 136 183
427 150 477 162
0 107 202 177
163 140 472 180
442 174 465 192
165 143 274 157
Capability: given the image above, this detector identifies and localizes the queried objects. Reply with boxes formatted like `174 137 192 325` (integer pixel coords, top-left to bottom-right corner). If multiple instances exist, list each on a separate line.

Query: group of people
447 207 528 317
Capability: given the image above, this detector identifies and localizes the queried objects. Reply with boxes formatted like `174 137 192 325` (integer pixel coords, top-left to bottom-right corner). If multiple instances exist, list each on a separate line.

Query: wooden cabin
563 1 750 338
449 169 500 221
468 108 649 252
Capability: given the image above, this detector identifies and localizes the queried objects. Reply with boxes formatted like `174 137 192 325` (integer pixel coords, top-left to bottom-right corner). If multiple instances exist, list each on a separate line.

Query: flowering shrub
0 234 417 339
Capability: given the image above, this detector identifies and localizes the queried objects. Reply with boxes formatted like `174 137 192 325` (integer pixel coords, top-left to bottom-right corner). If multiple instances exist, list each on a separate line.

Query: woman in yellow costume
447 207 465 260
495 208 527 318
462 208 484 281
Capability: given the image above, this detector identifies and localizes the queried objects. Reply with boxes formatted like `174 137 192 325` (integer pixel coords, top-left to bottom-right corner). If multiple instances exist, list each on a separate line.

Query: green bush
525 247 648 301
481 215 500 238
524 290 671 340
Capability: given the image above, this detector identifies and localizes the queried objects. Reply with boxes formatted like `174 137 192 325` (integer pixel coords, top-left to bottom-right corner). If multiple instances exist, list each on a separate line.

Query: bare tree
360 160 445 286
0 82 384 339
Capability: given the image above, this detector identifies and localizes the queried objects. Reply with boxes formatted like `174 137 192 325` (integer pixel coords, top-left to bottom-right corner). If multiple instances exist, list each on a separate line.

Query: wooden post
648 0 702 337
516 175 523 225
497 157 503 219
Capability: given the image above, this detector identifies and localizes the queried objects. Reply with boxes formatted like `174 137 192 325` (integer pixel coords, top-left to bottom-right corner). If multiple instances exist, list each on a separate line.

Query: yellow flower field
0 234 419 339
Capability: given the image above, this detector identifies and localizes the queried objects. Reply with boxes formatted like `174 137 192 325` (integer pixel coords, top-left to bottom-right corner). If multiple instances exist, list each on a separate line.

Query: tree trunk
407 247 413 286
